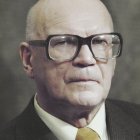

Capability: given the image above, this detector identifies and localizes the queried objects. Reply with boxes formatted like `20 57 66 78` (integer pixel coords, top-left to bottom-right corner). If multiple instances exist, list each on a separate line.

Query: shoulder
106 99 140 123
0 98 51 140
0 117 18 140
106 99 140 112
0 98 34 139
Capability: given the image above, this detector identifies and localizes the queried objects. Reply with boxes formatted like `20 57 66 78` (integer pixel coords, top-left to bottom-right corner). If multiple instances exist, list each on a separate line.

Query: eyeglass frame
28 32 123 62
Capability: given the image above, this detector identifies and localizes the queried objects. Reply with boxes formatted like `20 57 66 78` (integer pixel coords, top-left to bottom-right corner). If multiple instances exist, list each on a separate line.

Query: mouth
67 78 99 84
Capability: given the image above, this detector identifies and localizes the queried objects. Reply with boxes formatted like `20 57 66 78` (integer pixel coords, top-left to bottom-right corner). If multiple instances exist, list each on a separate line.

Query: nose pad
72 45 97 66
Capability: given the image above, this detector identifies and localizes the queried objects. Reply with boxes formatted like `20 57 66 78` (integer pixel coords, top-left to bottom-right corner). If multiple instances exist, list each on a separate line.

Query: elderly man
1 0 140 140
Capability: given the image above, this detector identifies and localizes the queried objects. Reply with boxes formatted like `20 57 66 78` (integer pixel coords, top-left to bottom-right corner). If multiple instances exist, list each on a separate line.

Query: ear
19 42 34 78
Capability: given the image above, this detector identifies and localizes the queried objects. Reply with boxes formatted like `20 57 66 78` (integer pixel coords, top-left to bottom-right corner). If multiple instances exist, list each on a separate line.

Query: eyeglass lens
48 34 121 62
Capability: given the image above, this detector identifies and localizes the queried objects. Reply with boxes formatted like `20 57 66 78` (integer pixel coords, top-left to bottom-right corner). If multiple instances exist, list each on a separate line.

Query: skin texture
20 0 116 128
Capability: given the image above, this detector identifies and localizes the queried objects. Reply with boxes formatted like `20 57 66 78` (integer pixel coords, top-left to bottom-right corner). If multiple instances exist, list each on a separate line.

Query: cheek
99 61 115 95
31 49 70 100
43 63 69 98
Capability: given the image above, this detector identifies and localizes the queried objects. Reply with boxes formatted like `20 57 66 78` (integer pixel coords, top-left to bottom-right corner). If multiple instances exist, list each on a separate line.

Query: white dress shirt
34 97 108 140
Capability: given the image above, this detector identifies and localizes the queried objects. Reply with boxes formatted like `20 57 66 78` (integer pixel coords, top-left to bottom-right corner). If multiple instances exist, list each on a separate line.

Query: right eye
53 40 66 46
50 37 67 47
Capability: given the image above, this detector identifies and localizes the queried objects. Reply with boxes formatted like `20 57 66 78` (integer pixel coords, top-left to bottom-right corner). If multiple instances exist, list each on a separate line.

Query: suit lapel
39 132 58 140
15 98 58 140
16 98 140 140
105 99 140 140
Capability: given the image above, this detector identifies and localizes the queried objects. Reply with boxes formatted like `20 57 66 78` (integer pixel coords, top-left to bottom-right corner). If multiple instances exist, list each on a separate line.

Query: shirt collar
87 102 108 140
34 96 107 140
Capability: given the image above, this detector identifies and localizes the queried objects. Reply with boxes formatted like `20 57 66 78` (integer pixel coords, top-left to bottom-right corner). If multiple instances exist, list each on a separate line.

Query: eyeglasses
28 33 123 63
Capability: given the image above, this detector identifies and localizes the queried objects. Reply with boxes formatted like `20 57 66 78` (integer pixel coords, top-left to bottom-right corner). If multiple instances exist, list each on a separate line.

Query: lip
67 78 99 84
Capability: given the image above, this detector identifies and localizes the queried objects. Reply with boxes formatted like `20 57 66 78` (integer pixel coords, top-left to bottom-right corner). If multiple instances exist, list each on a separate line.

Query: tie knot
76 127 101 140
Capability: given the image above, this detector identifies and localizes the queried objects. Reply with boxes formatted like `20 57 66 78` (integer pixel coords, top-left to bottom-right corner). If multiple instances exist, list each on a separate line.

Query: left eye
92 39 107 45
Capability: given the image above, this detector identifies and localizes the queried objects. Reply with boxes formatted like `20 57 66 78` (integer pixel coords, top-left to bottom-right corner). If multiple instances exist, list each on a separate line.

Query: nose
72 45 96 67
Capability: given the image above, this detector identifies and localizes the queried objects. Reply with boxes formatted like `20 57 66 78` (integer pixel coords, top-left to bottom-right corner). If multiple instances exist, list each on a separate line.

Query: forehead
33 0 113 37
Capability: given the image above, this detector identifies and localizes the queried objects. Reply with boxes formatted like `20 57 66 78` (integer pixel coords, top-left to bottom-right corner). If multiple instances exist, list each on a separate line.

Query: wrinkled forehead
28 0 113 39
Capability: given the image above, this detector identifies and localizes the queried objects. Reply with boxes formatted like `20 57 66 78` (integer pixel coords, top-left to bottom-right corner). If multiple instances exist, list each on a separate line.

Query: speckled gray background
0 0 140 126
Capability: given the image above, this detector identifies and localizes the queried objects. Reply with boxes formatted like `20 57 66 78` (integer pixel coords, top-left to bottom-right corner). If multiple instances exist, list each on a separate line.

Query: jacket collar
15 98 58 140
16 98 140 140
105 99 140 140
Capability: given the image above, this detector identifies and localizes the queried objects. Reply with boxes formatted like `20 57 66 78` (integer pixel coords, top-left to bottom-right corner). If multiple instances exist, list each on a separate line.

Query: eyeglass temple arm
28 40 46 47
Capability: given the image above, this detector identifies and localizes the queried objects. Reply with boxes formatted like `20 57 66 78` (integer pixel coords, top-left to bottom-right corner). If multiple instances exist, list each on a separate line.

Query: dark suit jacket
0 98 140 140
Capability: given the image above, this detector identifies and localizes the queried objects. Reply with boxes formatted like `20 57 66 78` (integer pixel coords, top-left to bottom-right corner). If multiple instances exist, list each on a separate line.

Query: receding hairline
26 0 47 40
26 0 113 40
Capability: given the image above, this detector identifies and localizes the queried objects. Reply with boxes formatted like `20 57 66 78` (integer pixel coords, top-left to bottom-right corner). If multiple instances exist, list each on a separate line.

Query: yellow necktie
76 127 101 140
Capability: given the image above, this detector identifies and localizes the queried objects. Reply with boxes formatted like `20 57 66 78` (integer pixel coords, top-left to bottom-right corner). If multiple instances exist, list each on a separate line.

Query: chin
72 90 104 107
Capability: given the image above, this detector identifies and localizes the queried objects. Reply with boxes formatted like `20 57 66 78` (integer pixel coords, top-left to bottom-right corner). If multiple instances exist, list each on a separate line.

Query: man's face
26 0 115 108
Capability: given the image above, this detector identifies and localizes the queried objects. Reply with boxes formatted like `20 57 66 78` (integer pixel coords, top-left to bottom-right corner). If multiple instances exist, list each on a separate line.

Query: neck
36 94 103 128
